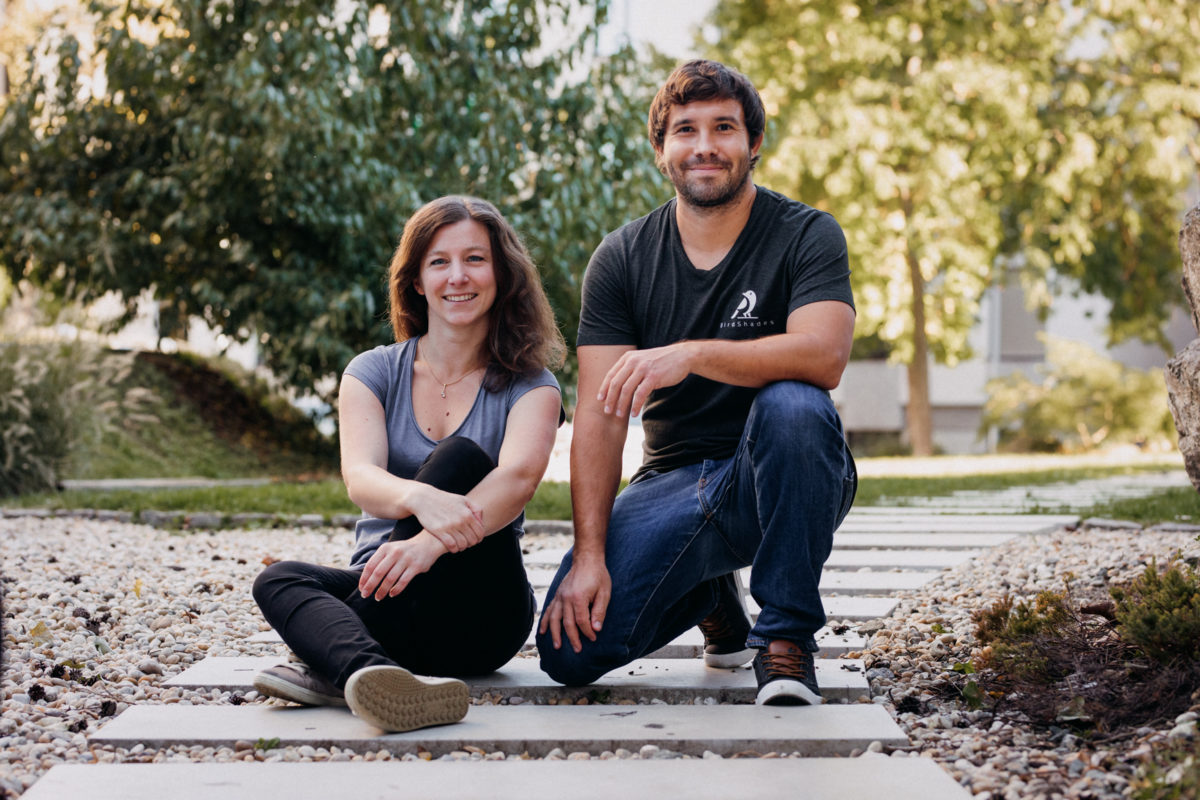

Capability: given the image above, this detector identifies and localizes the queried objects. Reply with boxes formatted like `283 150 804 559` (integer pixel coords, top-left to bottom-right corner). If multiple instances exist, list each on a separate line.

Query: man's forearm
684 302 855 390
678 334 834 389
568 410 626 562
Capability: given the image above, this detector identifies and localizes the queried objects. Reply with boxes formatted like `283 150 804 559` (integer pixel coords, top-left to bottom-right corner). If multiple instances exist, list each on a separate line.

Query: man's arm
538 344 633 652
597 300 855 419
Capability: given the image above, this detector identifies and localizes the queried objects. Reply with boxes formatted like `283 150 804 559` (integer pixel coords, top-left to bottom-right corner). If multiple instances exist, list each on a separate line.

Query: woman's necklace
421 345 483 399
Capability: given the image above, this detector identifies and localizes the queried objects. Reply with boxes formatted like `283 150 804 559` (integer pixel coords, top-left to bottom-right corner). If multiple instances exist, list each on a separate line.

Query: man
536 60 857 705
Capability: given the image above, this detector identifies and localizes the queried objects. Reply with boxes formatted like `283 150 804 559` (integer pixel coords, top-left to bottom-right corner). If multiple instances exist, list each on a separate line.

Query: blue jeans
537 381 856 686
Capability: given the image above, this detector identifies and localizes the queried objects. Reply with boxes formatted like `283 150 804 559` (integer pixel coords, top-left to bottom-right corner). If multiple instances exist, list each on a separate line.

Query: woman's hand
407 483 486 553
358 534 447 600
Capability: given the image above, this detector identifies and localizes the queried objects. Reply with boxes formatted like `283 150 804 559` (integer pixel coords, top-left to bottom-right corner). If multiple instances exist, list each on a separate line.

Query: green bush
972 590 1075 682
1112 561 1200 666
981 336 1175 453
971 569 1200 730
0 339 150 497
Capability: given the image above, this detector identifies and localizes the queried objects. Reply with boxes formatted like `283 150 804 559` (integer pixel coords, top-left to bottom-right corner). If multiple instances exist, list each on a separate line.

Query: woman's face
415 218 497 332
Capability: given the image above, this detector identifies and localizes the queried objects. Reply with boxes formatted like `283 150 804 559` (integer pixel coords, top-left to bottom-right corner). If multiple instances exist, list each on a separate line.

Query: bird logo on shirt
731 290 757 320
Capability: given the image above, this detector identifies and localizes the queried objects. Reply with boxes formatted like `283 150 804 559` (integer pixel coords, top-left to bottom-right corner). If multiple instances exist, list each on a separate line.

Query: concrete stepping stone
164 657 868 703
246 625 867 659
817 570 933 594
89 703 901 757
520 593 895 621
832 532 1016 550
741 595 896 621
835 519 1064 534
25 759 971 800
795 595 897 620
520 515 1052 568
823 548 979 570
527 564 932 594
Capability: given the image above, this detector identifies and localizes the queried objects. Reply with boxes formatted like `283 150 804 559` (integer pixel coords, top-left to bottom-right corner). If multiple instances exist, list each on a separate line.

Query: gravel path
2 516 1198 799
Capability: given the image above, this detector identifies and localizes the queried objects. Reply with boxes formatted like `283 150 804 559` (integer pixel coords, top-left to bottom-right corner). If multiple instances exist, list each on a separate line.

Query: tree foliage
0 0 666 400
707 0 1199 454
1008 0 1200 346
980 336 1175 453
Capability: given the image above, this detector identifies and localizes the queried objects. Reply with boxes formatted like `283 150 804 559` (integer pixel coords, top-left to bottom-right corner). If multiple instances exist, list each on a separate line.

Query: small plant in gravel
1112 561 1200 666
969 567 1200 733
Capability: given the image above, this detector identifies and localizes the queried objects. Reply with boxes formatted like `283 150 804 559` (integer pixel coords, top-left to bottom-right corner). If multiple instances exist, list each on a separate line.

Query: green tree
1008 0 1200 347
0 0 665 401
708 0 1199 455
981 336 1175 452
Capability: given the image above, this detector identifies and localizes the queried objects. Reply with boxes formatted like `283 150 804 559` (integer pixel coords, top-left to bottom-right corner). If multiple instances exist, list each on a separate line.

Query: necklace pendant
440 386 448 399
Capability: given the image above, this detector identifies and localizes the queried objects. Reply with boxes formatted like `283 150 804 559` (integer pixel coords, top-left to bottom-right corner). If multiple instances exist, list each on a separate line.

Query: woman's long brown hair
387 195 565 389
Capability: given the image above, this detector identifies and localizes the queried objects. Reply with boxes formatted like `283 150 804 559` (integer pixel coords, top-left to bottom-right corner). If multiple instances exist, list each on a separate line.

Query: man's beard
665 156 752 209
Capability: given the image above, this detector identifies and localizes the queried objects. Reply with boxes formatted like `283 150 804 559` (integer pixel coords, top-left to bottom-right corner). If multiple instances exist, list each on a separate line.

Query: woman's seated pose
252 195 564 732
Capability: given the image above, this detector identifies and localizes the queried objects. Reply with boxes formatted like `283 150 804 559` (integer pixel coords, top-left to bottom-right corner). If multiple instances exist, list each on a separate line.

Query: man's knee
754 380 834 415
535 632 610 687
537 650 606 688
751 381 839 430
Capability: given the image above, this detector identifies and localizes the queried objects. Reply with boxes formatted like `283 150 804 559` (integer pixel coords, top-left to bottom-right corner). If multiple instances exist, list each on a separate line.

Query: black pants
252 437 535 685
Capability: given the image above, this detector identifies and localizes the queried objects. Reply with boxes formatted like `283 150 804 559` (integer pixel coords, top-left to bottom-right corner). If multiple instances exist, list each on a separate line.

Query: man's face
656 98 761 209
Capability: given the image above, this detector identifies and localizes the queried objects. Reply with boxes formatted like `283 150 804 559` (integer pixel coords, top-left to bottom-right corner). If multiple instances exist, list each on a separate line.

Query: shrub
981 336 1175 453
972 590 1078 684
971 577 1200 731
1112 561 1200 666
0 340 150 497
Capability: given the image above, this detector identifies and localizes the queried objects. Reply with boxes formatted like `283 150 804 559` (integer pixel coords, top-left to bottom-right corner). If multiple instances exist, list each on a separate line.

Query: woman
252 196 564 733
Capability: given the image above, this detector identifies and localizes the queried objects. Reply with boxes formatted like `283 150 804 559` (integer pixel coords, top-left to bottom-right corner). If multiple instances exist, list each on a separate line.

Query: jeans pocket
837 450 858 524
697 458 733 518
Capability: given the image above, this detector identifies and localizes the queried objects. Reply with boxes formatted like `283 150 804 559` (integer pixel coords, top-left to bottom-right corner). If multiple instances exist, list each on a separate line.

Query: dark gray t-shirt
343 336 560 567
577 186 853 475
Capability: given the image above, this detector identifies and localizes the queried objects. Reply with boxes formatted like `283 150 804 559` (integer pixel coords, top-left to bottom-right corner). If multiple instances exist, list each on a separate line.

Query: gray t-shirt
342 336 560 567
578 186 853 476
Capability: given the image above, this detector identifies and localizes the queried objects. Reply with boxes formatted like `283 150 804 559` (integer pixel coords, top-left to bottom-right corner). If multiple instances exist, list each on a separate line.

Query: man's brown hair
647 59 765 167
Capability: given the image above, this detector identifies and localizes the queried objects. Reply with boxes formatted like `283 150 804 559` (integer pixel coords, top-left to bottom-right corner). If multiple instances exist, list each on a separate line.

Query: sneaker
699 574 755 668
253 662 346 707
344 665 469 733
753 642 822 706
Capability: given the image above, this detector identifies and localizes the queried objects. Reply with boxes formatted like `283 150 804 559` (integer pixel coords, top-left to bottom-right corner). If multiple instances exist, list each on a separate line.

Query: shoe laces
698 604 740 642
758 649 813 680
285 655 316 676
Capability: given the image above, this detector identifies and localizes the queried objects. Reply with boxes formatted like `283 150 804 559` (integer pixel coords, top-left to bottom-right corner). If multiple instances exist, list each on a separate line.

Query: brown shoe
753 640 822 706
253 662 346 707
698 573 755 668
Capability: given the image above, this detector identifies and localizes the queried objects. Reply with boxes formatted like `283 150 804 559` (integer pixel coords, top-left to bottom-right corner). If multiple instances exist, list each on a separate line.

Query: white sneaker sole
253 671 347 707
344 666 469 733
756 678 823 706
703 646 757 669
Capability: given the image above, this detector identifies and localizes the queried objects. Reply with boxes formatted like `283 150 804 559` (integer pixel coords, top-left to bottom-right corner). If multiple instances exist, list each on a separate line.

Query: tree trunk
906 246 934 456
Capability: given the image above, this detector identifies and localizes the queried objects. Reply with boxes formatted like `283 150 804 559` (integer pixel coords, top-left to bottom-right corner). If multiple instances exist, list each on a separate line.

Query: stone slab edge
89 704 905 758
23 758 971 800
164 657 868 702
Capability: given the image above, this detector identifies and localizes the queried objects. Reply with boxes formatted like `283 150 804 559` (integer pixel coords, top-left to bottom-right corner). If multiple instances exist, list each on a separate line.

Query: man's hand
407 484 486 553
538 556 612 653
597 343 693 419
359 534 446 600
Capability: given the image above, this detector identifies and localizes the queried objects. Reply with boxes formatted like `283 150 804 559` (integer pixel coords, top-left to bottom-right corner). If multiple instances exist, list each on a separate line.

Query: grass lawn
5 453 1196 525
